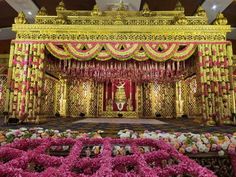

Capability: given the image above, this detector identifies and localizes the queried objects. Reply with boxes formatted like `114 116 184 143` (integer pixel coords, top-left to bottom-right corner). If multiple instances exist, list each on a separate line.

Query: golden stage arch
5 1 235 125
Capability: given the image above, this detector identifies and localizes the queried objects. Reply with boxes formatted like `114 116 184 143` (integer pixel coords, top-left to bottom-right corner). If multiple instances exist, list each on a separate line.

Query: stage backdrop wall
151 83 176 118
48 78 202 119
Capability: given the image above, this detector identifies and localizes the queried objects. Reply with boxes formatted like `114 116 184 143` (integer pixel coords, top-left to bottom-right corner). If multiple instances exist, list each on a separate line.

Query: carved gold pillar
59 79 68 117
54 81 59 115
175 81 184 117
137 83 143 118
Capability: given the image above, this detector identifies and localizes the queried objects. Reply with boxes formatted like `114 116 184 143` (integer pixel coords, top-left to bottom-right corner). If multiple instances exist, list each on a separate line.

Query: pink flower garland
0 138 216 177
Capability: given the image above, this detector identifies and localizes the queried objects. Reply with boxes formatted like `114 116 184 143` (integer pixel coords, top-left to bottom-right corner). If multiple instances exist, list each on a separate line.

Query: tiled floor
0 117 235 137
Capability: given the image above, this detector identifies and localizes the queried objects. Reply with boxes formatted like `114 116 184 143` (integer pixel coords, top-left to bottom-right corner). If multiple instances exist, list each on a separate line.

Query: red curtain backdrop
103 79 136 111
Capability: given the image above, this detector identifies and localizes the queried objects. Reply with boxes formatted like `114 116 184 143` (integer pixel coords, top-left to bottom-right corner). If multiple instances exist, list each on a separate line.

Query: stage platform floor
0 117 235 137
72 118 167 125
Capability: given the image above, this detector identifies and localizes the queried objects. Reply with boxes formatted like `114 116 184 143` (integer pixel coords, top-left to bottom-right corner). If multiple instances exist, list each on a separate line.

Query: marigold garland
45 42 197 62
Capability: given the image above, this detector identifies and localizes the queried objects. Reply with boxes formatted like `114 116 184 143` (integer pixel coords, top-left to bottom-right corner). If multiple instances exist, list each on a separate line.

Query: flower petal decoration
0 137 216 176
172 44 197 61
64 43 103 60
142 43 179 61
46 43 71 60
46 42 197 62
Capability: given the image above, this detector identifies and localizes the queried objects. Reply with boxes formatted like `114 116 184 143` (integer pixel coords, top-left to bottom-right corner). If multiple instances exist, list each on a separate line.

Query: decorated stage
0 0 233 125
0 0 236 176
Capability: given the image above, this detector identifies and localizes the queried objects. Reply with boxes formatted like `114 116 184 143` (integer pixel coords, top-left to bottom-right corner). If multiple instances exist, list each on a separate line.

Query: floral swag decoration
0 138 215 177
46 42 197 61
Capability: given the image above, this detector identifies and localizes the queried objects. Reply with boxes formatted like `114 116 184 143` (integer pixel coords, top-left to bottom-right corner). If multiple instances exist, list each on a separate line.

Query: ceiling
31 0 204 16
0 0 236 39
33 0 96 14
0 0 17 28
223 1 236 27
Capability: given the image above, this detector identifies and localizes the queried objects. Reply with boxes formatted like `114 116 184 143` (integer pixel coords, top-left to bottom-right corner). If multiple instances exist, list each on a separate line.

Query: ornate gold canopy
12 1 230 42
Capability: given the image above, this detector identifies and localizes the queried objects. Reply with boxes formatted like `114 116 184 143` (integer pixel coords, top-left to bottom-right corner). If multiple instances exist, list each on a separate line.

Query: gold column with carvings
59 79 68 117
176 81 184 117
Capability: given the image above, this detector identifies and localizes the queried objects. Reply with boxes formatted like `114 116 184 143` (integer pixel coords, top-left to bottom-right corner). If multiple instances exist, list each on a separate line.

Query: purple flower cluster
0 138 216 177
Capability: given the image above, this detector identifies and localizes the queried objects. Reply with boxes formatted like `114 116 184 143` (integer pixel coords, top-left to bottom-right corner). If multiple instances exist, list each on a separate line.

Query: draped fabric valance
46 42 197 61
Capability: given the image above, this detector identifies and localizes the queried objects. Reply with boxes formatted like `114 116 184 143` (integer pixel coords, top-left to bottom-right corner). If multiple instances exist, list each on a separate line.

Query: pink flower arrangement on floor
118 129 236 156
0 137 216 177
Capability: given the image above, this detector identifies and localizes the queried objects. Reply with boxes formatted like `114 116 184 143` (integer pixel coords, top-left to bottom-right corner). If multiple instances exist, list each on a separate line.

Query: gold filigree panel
55 82 61 114
15 33 226 42
151 83 175 118
41 76 58 116
67 81 94 117
88 82 97 117
143 84 152 117
181 76 201 117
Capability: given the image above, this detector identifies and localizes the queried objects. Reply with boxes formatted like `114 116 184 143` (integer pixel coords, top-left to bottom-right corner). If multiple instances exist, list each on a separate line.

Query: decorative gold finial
213 13 228 25
195 6 207 17
55 14 67 24
37 7 47 16
117 0 126 11
114 13 124 25
14 12 27 24
175 13 188 25
91 4 102 16
56 0 66 11
142 3 152 16
174 0 184 11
